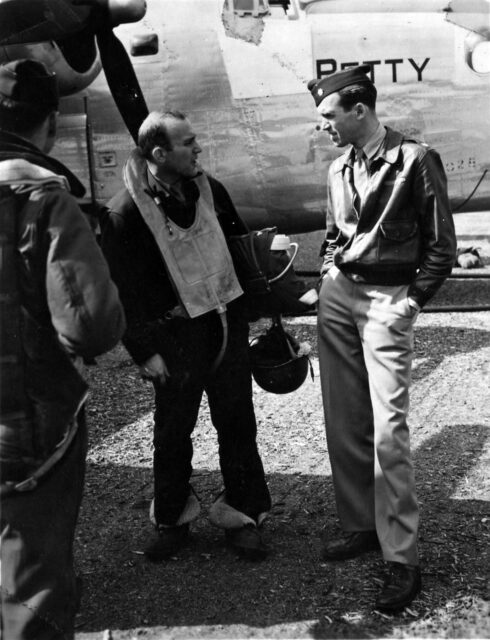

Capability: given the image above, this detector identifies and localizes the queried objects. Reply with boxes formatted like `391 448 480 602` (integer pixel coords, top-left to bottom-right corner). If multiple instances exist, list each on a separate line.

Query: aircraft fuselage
53 0 490 232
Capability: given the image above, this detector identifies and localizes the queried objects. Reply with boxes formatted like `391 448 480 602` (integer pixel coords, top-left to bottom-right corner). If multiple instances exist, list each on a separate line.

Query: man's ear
47 111 57 138
42 111 58 153
151 146 167 164
354 102 368 119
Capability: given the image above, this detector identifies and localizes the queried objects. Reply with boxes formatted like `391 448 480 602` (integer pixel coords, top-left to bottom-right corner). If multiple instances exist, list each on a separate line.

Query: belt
0 391 88 496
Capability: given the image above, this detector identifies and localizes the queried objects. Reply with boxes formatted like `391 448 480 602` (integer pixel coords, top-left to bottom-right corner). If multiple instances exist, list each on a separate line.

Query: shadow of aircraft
75 421 489 637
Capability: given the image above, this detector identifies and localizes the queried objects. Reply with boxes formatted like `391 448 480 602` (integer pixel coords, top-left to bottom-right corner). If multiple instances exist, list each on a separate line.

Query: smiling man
101 111 271 562
308 66 456 612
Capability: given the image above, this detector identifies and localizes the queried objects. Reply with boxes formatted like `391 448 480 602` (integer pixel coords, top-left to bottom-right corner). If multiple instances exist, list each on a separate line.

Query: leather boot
322 530 380 561
375 562 421 612
144 523 190 561
225 523 268 561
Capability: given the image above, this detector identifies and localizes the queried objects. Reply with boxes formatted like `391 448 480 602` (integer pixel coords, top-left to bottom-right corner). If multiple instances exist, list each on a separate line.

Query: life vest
124 149 243 319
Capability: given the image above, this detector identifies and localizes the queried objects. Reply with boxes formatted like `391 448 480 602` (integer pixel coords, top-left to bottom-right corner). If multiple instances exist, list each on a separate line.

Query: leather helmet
250 321 309 394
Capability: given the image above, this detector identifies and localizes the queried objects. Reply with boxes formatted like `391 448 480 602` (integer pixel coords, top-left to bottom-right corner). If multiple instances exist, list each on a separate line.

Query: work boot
225 523 268 561
144 523 189 561
375 562 422 613
321 530 380 561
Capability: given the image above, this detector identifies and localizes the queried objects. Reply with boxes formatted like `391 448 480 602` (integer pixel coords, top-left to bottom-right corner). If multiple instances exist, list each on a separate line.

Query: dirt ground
75 220 489 640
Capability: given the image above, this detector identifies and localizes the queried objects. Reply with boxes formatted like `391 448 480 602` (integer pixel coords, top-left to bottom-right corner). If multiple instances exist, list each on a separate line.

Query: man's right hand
139 354 170 386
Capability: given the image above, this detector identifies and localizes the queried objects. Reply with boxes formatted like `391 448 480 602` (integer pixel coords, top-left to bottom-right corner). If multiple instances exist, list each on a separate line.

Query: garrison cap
0 59 59 112
308 64 372 106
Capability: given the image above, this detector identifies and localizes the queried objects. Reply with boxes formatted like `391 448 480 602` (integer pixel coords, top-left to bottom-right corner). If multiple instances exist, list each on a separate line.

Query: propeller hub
107 0 146 26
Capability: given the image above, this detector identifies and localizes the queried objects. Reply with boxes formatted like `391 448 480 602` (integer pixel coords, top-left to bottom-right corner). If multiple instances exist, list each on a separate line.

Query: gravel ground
75 228 490 640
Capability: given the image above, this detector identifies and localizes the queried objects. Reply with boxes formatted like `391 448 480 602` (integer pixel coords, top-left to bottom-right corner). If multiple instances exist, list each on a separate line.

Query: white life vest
124 149 243 319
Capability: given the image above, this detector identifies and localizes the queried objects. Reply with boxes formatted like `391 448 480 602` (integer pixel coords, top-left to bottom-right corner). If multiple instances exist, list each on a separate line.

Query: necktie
354 148 369 208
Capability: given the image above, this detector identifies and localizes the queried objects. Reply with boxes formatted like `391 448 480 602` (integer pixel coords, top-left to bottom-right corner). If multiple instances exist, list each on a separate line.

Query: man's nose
194 143 202 154
316 120 330 132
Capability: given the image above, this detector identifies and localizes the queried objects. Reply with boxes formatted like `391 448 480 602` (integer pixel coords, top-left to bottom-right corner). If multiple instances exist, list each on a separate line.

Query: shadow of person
311 421 489 639
75 417 488 637
75 312 489 637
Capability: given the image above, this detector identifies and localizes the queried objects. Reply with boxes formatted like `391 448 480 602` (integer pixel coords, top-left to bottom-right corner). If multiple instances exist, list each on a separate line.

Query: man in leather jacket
308 65 456 612
101 111 271 562
0 59 125 639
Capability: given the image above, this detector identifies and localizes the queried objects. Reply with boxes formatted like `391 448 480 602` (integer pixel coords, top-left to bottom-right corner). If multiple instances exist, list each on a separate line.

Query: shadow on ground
75 420 489 637
84 321 490 445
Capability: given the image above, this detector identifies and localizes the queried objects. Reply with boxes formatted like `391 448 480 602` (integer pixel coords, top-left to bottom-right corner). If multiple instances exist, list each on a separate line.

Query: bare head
138 110 202 183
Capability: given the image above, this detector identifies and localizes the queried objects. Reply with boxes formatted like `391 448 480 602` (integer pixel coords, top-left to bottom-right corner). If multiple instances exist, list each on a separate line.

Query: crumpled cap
0 59 58 111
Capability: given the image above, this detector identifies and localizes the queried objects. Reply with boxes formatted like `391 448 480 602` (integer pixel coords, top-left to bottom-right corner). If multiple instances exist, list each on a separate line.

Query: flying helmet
249 317 311 394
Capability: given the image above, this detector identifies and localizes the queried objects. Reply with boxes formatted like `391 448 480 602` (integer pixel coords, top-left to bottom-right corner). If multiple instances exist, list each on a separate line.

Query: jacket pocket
378 220 420 264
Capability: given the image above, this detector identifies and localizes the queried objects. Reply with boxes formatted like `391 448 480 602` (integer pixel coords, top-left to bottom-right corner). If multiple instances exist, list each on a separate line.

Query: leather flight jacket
0 180 87 485
0 135 125 487
321 127 457 307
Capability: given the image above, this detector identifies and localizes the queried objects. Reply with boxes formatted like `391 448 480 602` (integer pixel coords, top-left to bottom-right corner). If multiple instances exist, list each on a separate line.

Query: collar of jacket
0 130 85 198
335 127 404 174
146 164 204 199
0 158 70 192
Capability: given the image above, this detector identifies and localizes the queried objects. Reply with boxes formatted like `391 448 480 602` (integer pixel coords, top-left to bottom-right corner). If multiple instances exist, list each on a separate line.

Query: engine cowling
0 41 101 95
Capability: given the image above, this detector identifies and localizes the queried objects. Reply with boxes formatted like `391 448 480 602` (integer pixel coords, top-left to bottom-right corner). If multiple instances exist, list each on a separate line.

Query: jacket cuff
407 285 430 308
122 337 157 367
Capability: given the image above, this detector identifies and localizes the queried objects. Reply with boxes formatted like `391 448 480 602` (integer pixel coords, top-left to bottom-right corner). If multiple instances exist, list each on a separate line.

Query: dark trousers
152 311 271 526
0 415 87 640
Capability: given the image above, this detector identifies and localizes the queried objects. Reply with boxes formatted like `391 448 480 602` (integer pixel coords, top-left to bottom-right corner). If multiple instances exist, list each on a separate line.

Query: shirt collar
337 127 403 173
147 168 176 197
360 122 387 161
147 168 203 196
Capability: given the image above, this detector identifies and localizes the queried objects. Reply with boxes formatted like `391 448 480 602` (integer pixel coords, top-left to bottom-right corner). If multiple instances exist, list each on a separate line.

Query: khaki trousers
317 266 419 565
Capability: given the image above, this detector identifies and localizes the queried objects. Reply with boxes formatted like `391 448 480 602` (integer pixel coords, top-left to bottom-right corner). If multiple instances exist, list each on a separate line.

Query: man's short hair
338 83 377 111
138 110 187 160
0 59 59 135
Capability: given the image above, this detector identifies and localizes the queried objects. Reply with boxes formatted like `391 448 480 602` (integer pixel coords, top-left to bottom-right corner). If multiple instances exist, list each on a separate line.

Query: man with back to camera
308 65 456 612
0 59 126 639
101 110 272 562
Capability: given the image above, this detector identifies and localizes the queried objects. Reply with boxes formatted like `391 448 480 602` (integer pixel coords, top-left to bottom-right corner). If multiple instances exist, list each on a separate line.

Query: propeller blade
96 28 148 142
0 0 89 46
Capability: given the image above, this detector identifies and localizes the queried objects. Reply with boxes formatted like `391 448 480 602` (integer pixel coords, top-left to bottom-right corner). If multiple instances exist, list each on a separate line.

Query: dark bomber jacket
101 174 248 366
0 131 125 480
321 127 457 308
